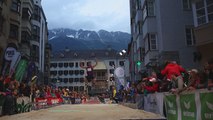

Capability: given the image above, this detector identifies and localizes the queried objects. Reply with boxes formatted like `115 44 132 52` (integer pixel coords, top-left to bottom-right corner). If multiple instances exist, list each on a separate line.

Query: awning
94 61 107 70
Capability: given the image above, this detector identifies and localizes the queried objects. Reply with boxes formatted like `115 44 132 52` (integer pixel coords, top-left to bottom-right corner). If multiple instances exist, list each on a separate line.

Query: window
136 0 142 9
185 27 196 46
147 0 155 16
142 5 147 21
69 70 74 75
75 62 78 67
58 63 63 68
63 63 68 68
207 0 213 22
149 34 157 50
196 1 206 25
32 5 41 22
119 61 124 66
80 86 84 91
74 78 79 82
50 71 55 76
109 69 114 74
64 78 68 83
32 25 40 42
9 24 19 39
109 61 115 66
51 63 57 68
22 8 31 20
69 78 73 83
21 31 30 43
80 70 84 75
58 71 63 75
11 0 21 13
80 78 84 83
64 70 68 76
183 0 192 10
69 62 74 67
137 21 143 34
74 86 78 91
75 70 79 75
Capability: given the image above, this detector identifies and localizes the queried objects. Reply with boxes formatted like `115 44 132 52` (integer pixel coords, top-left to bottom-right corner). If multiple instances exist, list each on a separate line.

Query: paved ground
0 104 165 120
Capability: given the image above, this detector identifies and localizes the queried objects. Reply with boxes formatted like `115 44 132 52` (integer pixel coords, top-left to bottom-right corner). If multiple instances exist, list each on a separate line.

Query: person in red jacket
161 61 186 92
143 72 159 93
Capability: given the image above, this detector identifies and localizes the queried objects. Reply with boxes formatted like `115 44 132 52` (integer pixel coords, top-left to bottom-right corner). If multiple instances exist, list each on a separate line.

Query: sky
42 0 130 33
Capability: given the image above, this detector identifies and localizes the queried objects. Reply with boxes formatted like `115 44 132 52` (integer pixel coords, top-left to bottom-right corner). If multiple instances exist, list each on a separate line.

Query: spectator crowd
111 59 213 103
0 75 88 115
0 59 212 115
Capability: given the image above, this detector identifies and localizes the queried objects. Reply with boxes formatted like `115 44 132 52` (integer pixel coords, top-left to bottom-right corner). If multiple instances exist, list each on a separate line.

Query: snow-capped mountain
48 28 131 52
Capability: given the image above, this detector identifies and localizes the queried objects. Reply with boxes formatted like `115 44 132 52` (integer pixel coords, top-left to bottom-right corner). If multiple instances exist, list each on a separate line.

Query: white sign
4 47 17 61
114 67 124 78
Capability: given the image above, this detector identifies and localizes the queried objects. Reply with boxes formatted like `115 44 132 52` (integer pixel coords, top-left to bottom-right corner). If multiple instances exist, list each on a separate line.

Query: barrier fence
0 95 84 116
0 89 213 120
136 89 213 120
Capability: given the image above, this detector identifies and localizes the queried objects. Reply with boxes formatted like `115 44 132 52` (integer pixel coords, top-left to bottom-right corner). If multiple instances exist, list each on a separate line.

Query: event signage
180 94 196 120
114 67 124 78
4 44 17 61
164 95 178 120
200 92 213 120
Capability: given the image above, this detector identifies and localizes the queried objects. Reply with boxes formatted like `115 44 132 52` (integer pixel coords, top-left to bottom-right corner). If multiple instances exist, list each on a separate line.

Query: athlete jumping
80 59 98 85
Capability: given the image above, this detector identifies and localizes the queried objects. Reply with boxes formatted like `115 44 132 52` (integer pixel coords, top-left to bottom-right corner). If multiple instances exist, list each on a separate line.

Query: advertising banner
200 92 213 120
16 97 31 113
144 94 159 114
0 95 5 115
15 59 28 82
164 95 178 120
180 94 197 120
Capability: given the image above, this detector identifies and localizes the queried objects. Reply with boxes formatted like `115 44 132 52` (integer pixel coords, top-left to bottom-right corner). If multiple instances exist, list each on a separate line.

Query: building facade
129 0 199 81
50 49 129 95
191 0 213 65
0 0 50 85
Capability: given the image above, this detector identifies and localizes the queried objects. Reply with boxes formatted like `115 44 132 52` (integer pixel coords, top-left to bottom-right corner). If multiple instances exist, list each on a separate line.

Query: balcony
194 22 213 46
22 0 34 11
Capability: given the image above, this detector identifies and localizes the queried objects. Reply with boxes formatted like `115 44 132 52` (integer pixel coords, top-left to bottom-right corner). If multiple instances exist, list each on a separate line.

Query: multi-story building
31 0 49 84
20 0 34 58
129 0 199 81
191 0 213 65
0 0 22 69
50 49 129 95
0 0 49 85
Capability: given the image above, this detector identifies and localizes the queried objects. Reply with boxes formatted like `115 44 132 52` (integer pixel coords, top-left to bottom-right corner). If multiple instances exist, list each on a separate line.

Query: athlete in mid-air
80 59 98 85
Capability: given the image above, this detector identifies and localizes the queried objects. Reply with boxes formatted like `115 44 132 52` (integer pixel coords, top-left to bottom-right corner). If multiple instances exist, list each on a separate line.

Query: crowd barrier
135 89 213 120
34 97 63 109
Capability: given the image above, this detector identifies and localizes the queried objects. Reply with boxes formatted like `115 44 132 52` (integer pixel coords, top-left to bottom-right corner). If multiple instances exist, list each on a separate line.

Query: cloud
42 0 130 33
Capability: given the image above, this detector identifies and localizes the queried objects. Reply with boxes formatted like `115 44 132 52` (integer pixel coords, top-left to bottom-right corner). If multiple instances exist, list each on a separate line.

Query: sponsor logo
183 111 195 117
4 47 16 61
184 101 191 109
207 102 213 111
168 101 173 108
205 101 213 119
167 100 176 115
